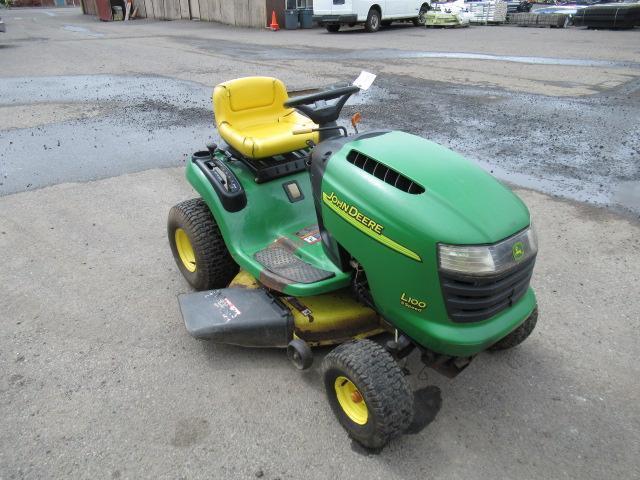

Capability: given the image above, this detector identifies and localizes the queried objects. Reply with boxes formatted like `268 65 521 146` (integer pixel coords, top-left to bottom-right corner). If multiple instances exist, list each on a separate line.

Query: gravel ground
1 8 639 480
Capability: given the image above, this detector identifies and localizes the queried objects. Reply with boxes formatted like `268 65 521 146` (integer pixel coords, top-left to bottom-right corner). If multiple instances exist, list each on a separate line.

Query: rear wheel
168 198 238 290
326 24 340 32
364 8 381 32
322 340 413 449
489 307 538 351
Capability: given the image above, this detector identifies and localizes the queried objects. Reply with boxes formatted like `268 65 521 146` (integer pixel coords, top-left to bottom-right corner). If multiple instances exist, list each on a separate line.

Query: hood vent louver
346 150 425 195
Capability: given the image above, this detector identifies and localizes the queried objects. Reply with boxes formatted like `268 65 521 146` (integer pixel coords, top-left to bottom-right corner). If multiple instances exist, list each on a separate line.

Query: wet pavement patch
182 38 640 70
352 75 640 216
63 25 105 37
0 73 638 217
171 417 211 447
0 75 215 195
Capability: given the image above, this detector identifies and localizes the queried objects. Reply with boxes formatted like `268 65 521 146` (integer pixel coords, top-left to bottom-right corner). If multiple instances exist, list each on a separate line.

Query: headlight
438 226 538 276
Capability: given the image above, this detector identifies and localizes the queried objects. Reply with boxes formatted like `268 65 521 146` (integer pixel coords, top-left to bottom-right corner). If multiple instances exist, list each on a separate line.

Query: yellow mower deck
229 270 387 346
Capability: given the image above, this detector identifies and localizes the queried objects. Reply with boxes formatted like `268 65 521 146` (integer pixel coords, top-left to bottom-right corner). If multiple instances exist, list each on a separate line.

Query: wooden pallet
470 20 506 25
507 12 568 27
425 23 469 28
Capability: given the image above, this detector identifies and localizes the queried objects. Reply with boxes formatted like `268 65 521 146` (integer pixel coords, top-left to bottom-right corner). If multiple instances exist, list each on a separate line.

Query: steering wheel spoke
285 85 361 127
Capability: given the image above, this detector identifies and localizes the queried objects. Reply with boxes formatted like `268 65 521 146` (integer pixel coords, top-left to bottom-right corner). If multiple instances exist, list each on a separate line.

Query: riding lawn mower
167 74 539 449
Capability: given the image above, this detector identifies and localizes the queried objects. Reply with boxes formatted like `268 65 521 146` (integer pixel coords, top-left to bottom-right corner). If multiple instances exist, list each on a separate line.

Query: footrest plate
255 238 334 285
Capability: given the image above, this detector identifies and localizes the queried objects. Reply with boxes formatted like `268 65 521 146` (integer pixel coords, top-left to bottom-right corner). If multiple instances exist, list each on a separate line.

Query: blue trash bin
284 9 299 29
300 8 314 28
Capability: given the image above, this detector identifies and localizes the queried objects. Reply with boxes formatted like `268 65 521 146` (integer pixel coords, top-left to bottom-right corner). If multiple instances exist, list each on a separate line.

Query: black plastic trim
282 181 305 203
192 153 247 213
313 14 358 24
346 150 425 194
439 255 536 323
222 145 309 184
309 130 392 271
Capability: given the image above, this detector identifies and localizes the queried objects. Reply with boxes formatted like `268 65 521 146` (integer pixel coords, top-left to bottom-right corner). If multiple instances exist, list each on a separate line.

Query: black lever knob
206 142 218 154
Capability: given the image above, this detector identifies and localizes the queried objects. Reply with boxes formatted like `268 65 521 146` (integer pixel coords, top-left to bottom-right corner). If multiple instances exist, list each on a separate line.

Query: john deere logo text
512 241 525 262
322 192 422 262
400 293 427 312
324 192 384 235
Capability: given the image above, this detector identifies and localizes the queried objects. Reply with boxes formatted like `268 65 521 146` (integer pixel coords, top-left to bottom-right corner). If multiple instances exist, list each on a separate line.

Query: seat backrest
213 77 291 129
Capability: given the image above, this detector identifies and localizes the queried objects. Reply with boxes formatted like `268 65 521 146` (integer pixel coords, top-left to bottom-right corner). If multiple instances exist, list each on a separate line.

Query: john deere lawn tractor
168 74 539 449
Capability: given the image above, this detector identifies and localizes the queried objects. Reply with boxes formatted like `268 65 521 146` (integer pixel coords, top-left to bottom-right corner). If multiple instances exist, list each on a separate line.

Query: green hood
338 130 530 245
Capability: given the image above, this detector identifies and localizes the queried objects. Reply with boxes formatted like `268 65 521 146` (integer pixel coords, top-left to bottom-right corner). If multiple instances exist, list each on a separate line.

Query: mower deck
179 287 292 347
179 271 386 347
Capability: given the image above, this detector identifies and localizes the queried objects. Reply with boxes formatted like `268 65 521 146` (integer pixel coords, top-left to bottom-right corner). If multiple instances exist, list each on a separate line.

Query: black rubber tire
326 24 340 33
413 4 430 26
322 339 414 449
489 307 538 351
287 339 313 370
364 8 381 32
167 198 238 291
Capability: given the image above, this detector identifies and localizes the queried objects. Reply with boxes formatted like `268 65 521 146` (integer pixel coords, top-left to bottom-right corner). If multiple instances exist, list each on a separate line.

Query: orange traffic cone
270 10 280 31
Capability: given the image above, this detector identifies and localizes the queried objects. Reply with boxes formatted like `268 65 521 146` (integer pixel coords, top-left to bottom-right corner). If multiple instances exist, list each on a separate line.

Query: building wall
85 0 271 27
15 0 79 6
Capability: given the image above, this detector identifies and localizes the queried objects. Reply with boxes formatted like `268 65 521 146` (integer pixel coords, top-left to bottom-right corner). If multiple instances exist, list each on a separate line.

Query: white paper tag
353 71 377 91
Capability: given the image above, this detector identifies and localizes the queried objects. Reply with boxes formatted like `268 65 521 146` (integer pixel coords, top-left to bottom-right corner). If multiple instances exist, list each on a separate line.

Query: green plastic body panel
317 131 536 356
185 154 351 296
186 129 536 357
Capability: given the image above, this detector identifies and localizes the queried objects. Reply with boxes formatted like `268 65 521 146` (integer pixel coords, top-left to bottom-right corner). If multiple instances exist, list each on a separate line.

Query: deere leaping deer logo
512 241 525 262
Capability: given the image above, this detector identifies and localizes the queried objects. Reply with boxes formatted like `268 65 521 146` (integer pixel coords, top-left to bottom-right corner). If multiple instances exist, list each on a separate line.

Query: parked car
313 0 431 32
507 0 533 13
0 17 5 33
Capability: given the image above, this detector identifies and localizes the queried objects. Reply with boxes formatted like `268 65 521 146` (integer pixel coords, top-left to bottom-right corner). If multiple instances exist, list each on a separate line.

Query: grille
346 150 425 195
439 255 536 323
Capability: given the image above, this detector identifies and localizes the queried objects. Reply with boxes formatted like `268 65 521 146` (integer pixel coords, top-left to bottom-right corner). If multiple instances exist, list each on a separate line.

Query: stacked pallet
508 12 569 27
467 1 508 24
425 10 470 27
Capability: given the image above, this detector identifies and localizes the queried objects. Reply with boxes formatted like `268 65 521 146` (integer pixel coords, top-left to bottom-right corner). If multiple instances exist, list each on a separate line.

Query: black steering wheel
285 85 360 126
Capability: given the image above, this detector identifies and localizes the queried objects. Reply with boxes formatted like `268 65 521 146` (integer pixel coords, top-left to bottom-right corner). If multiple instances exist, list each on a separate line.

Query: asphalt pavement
1 8 639 480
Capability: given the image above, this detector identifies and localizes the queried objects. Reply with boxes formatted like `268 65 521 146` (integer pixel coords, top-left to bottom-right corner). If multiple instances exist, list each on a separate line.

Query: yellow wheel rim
334 376 368 425
175 228 197 273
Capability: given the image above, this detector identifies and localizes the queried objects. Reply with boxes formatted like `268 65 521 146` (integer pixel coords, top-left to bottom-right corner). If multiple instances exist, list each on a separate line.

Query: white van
313 0 431 32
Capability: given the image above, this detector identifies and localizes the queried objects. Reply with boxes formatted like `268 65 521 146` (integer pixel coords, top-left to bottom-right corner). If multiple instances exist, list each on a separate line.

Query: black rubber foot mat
255 238 334 285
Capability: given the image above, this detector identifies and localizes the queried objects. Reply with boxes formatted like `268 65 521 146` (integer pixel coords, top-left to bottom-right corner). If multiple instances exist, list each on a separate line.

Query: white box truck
313 0 431 32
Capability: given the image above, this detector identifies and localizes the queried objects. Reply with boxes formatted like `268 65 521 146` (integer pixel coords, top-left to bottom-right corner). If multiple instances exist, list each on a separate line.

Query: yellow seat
213 77 319 159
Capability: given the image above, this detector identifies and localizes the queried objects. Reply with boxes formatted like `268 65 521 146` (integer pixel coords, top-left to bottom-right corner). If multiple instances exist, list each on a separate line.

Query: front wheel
322 340 414 449
168 198 239 290
489 307 538 351
364 8 381 32
413 4 430 26
326 24 340 33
